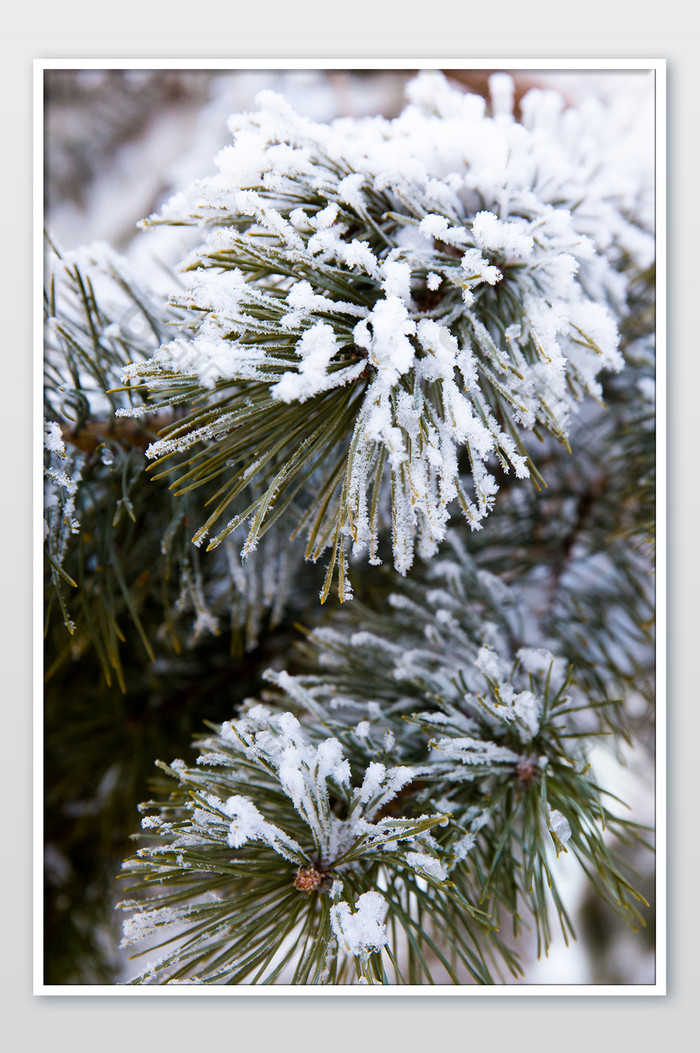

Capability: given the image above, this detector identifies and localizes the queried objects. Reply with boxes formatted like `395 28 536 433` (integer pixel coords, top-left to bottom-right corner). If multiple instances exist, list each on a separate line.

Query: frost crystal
223 795 270 848
548 808 573 847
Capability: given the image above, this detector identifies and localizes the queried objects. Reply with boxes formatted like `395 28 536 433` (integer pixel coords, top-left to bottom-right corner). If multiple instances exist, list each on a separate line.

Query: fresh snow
330 891 389 960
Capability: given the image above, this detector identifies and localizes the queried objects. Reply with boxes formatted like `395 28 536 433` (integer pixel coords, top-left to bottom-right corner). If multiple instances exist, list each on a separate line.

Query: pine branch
119 73 652 599
44 244 311 687
119 539 651 985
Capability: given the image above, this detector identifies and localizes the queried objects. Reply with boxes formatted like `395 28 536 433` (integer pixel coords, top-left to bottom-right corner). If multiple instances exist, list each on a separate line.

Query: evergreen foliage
43 70 656 986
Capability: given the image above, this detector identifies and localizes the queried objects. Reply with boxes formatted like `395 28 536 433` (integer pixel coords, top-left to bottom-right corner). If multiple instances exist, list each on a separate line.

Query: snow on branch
123 72 652 598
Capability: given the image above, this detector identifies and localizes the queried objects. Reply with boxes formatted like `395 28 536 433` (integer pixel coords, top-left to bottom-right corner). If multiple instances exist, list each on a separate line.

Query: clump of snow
353 297 416 385
330 890 389 960
44 420 66 455
471 210 534 259
474 645 543 740
223 795 270 848
405 851 448 882
272 321 340 402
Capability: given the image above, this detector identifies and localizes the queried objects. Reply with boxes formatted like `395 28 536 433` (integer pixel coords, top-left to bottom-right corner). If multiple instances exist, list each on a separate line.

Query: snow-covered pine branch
122 72 653 600
120 537 649 985
43 245 309 685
